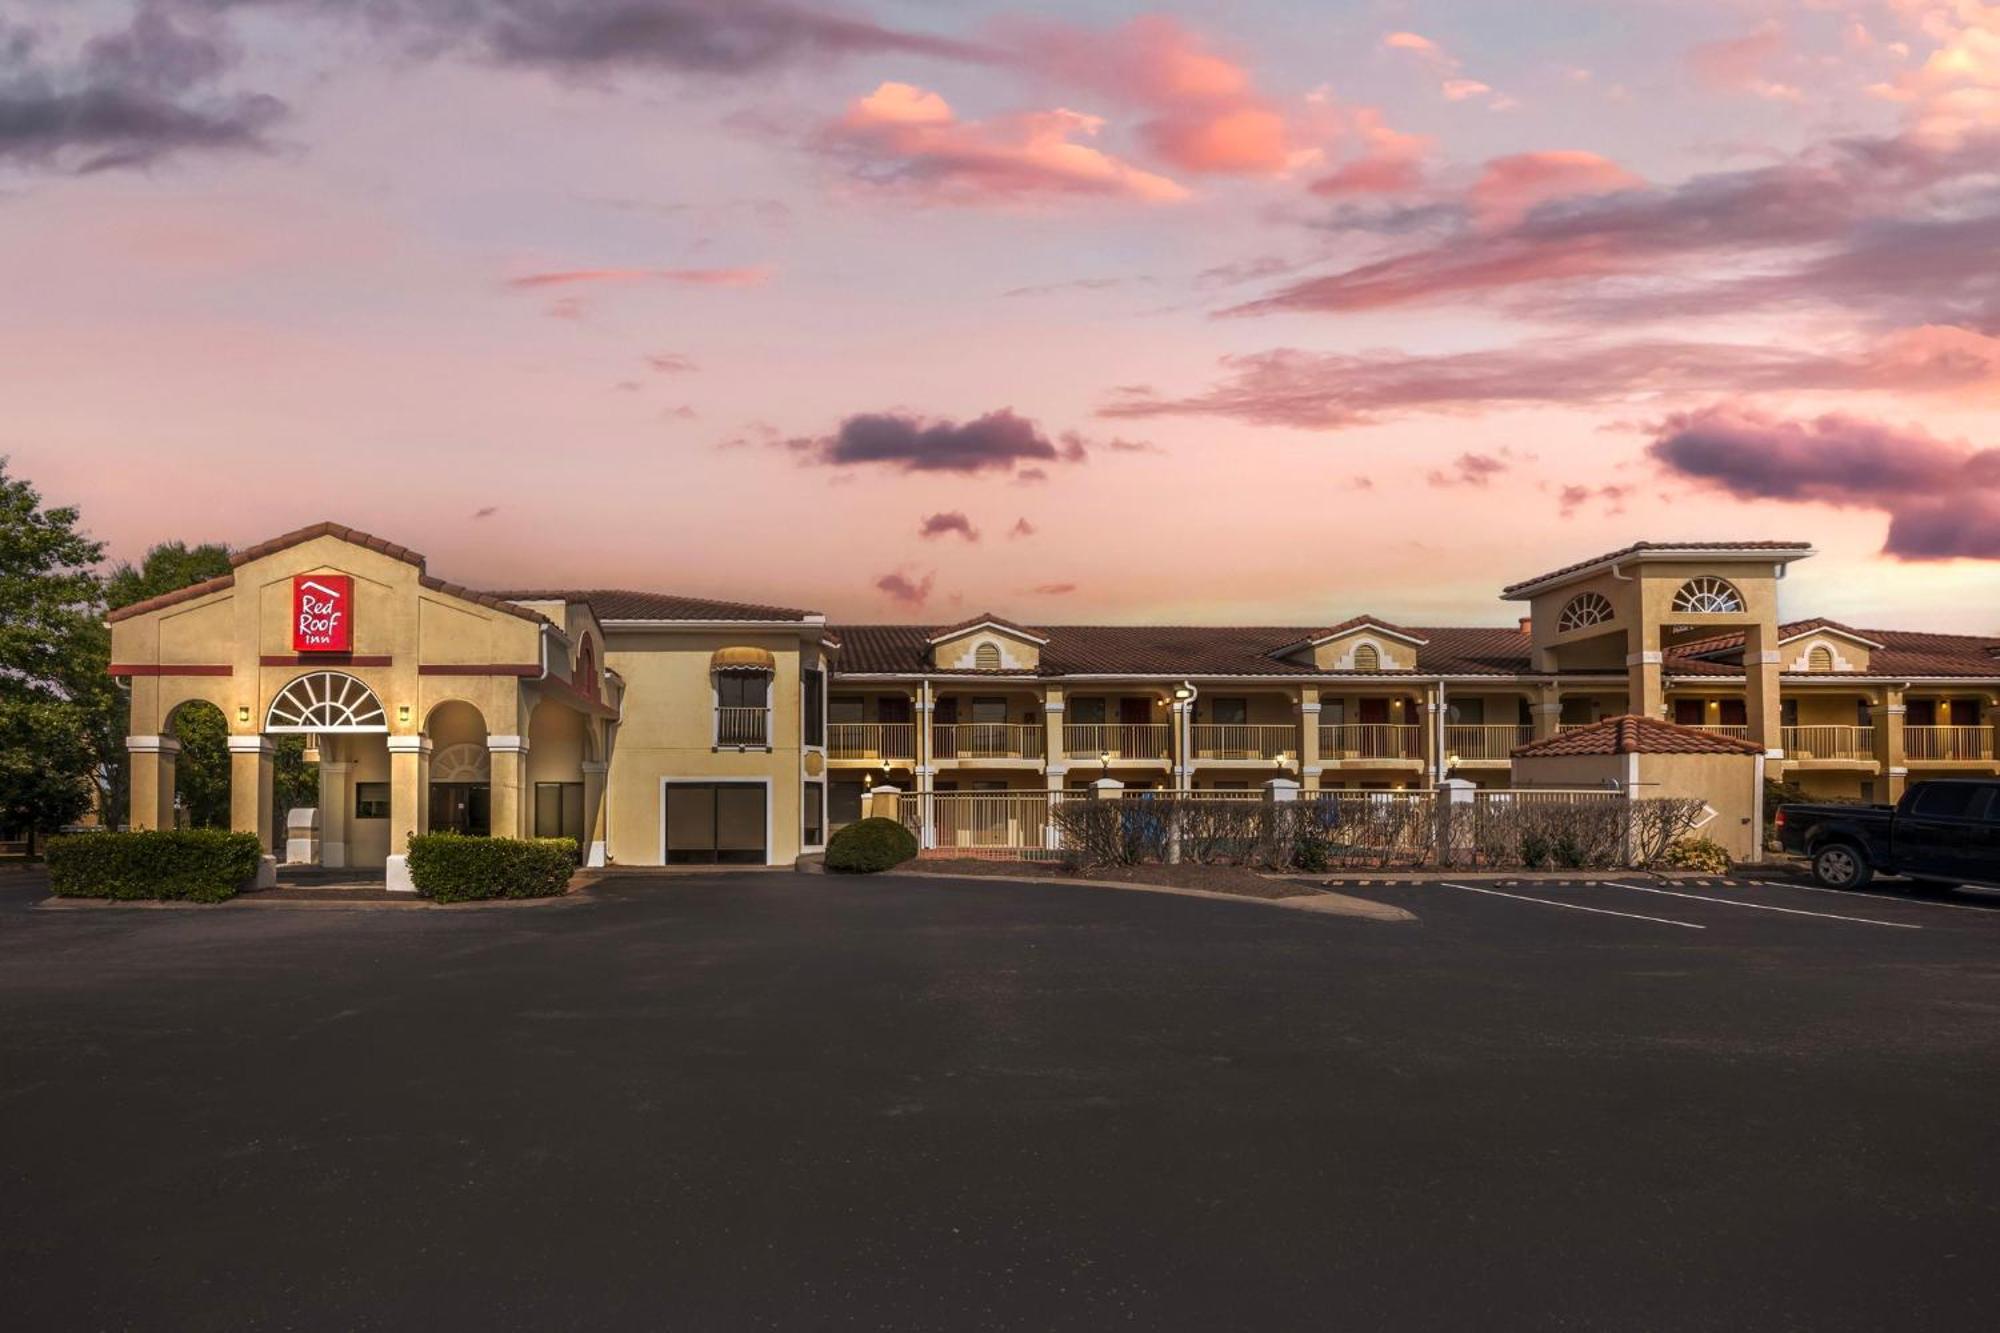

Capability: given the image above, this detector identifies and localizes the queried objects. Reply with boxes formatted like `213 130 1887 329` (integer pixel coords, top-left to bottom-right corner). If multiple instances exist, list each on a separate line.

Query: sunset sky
3 0 1997 629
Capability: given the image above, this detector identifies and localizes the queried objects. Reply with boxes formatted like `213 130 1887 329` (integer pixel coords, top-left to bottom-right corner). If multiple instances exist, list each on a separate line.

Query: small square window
356 783 390 819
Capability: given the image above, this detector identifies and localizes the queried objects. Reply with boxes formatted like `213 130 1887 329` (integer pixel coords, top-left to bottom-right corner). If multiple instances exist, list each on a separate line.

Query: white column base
253 855 278 890
320 841 346 869
586 840 607 868
385 854 417 894
283 839 317 865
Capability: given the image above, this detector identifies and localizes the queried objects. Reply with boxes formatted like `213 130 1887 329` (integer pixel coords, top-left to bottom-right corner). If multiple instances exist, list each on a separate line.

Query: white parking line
1605 882 1920 930
1749 880 2000 914
1439 882 1705 930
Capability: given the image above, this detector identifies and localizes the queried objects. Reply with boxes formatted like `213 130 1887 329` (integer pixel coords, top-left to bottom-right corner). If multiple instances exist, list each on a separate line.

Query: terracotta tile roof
1661 624 2000 678
107 520 548 626
1295 616 1428 645
927 612 1048 644
1512 715 1765 757
494 589 817 622
1501 540 1813 597
830 623 1537 677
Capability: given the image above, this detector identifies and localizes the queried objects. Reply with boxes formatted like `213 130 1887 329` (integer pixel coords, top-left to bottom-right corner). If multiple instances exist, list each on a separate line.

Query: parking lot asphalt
4 867 2000 1330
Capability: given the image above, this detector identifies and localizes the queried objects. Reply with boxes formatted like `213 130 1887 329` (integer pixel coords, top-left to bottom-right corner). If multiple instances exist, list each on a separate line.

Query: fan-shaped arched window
1352 643 1381 672
974 642 1002 670
1807 645 1835 673
1557 592 1615 633
264 672 388 732
1671 577 1745 614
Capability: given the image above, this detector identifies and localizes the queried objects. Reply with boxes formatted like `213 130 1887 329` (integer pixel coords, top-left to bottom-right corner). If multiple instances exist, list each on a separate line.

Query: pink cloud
647 353 698 373
875 569 937 606
1306 106 1430 196
1687 21 1801 102
817 82 1187 205
918 510 980 541
1467 151 1643 228
505 265 774 290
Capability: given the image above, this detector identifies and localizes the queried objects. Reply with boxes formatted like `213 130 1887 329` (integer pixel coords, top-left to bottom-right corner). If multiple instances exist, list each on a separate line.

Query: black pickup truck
1776 779 2000 889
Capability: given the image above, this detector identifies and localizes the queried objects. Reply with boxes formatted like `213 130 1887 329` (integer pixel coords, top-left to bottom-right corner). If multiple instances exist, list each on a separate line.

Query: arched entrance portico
266 671 390 873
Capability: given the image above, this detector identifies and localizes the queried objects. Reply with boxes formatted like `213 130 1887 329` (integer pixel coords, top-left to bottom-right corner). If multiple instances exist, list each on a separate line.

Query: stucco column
1628 623 1665 719
126 735 179 831
1419 688 1439 783
488 734 528 840
318 759 351 869
1875 687 1907 803
1041 687 1065 783
227 735 278 889
1299 688 1321 792
385 734 431 893
580 760 608 867
913 682 935 849
1744 623 1783 761
1170 695 1192 791
1532 685 1562 740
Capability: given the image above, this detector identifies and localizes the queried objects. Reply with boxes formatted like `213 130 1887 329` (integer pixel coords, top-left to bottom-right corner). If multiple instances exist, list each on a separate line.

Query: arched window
265 672 387 732
1671 577 1745 614
1352 643 1381 672
1557 592 1615 633
974 642 1002 670
575 636 599 702
1807 645 1835 673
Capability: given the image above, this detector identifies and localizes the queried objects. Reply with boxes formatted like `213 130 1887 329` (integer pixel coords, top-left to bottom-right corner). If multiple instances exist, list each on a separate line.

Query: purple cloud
918 511 980 541
874 570 937 606
808 409 1084 474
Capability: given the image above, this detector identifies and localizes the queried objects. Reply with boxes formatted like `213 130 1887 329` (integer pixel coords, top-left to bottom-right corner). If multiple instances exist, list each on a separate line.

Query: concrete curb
886 870 1417 924
33 878 604 913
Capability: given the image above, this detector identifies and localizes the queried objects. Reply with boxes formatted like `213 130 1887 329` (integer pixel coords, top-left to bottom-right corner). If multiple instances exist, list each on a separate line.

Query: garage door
664 783 767 864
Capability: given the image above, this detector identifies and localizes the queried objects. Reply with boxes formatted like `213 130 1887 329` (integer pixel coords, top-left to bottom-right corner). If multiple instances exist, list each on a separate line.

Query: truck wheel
1811 843 1873 889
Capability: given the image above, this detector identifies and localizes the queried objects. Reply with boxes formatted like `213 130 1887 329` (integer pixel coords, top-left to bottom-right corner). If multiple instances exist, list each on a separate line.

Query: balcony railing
1781 725 1874 761
1694 725 1751 740
1905 725 1995 761
827 722 915 762
1064 723 1171 761
1319 724 1423 761
932 723 1043 761
1445 725 1532 761
716 707 769 747
1190 724 1297 760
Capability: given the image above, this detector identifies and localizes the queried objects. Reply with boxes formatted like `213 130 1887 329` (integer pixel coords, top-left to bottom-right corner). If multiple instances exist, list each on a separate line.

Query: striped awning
711 645 776 673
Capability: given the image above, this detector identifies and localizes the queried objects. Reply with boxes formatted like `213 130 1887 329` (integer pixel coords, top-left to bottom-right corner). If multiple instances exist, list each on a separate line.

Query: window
664 782 767 864
803 668 825 747
1069 697 1107 726
974 642 1002 670
535 782 584 840
716 671 770 745
970 697 1008 724
803 783 825 847
829 696 865 724
1807 645 1835 673
355 783 390 819
1211 697 1249 726
1911 784 1987 819
1352 643 1381 672
1671 577 1745 614
717 673 769 709
1557 592 1614 632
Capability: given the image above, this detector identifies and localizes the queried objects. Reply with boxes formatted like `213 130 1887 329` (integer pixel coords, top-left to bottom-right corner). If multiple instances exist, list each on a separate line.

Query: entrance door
1119 697 1151 725
663 782 768 864
429 783 490 836
1673 699 1704 726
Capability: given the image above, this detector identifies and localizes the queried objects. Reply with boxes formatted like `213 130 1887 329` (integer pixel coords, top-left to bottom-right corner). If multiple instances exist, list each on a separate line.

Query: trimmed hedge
406 832 579 902
46 829 264 903
825 817 918 874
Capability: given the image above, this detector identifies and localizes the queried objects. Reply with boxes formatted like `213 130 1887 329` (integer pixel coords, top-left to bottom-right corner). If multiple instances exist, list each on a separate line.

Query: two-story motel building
106 523 2000 884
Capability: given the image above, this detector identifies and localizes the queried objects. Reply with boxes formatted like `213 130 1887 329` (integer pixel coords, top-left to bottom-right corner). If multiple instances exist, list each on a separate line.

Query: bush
406 832 579 902
1659 836 1732 874
825 817 918 873
45 829 264 902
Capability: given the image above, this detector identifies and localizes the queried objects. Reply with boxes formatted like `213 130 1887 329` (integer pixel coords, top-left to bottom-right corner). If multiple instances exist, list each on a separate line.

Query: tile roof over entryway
1512 715 1766 758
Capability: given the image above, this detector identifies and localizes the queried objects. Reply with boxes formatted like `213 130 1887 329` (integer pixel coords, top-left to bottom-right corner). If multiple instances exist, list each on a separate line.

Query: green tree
104 541 232 610
0 460 108 851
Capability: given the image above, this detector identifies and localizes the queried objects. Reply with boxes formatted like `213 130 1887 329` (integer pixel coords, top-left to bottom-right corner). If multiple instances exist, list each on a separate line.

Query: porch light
237 705 250 724
397 704 411 724
1447 753 1460 769
1172 684 1195 703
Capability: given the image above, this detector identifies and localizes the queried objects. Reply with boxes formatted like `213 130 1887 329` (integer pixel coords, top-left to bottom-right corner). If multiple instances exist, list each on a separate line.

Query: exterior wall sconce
397 704 412 725
237 706 250 724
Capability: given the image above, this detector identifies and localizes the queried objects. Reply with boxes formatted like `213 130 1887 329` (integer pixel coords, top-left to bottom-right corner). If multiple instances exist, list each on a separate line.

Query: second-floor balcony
1782 725 1874 762
1905 725 1995 762
1063 723 1172 762
716 706 769 747
1191 723 1297 761
1445 725 1533 763
828 722 916 763
933 723 1044 761
1319 724 1423 762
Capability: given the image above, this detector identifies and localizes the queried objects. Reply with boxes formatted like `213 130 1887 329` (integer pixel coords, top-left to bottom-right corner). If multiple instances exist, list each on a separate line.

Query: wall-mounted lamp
397 704 412 725
237 705 250 724
1172 684 1195 703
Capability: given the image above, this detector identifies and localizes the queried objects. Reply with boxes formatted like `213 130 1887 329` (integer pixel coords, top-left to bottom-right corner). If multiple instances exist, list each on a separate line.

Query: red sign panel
292 575 353 653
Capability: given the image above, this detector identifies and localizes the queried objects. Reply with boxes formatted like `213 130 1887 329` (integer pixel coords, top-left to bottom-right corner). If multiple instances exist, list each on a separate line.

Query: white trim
226 735 275 757
599 617 825 631
924 619 1050 646
1778 625 1884 650
487 734 529 754
801 776 827 853
386 735 433 757
658 776 777 867
126 734 181 755
1501 545 1814 600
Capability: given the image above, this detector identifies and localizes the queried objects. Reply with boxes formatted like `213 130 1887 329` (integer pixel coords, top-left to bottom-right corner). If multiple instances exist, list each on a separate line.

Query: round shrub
46 829 264 903
825 817 918 874
407 832 579 902
1659 836 1732 874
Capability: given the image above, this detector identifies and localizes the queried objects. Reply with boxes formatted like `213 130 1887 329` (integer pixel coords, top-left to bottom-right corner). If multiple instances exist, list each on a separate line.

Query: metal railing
1444 725 1532 761
1694 724 1751 740
1781 725 1874 761
932 723 1044 761
903 791 1067 859
715 707 768 747
1063 723 1171 761
827 722 915 761
1905 725 1995 761
1190 724 1297 760
1319 724 1423 760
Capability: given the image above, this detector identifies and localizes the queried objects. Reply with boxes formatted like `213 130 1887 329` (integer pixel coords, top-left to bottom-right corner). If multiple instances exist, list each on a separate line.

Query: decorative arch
1557 592 1615 633
431 743 491 782
1807 645 1835 673
575 635 600 702
1351 642 1382 672
1671 577 1745 615
974 642 1002 671
266 672 387 733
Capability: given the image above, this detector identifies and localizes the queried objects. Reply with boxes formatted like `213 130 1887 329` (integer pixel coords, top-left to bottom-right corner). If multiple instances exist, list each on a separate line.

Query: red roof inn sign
292 575 352 653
